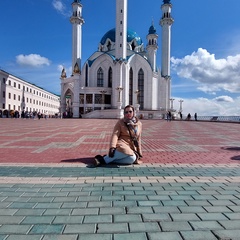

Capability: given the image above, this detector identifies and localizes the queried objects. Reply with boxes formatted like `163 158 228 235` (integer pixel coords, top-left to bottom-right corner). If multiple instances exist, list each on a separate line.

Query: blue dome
100 28 142 46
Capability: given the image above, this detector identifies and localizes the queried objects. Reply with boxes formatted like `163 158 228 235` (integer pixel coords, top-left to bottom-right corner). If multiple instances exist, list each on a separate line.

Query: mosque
60 0 174 118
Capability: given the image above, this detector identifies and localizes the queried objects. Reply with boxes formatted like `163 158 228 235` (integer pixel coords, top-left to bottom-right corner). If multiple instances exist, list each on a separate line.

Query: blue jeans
104 149 136 165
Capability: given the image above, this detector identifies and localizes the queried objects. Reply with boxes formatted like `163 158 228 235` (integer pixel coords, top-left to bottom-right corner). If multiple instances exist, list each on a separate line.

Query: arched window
108 67 112 88
138 69 144 109
97 68 104 87
129 68 133 105
85 64 88 87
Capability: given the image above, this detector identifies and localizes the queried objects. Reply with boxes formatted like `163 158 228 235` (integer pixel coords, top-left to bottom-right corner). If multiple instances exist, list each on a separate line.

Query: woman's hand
108 148 116 158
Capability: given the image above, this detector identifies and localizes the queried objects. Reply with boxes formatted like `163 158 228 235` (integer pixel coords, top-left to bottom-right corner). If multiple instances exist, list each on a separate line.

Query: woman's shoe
94 155 105 167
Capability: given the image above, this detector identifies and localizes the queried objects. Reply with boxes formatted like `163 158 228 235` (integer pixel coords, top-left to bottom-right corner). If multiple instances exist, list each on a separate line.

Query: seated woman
94 105 143 167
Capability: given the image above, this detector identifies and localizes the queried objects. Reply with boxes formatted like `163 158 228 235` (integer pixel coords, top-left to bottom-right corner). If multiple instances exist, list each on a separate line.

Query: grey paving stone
14 209 45 216
43 208 72 216
178 206 207 213
189 220 224 231
224 212 240 220
83 215 112 224
142 213 171 222
127 206 154 214
6 235 42 240
129 222 160 233
97 223 128 234
0 216 24 224
74 234 112 240
170 213 200 221
160 221 192 232
197 213 229 221
213 229 240 240
114 233 147 240
53 216 84 224
42 235 78 240
147 232 183 240
219 220 240 230
153 206 180 213
204 206 232 213
114 214 142 223
180 230 218 240
72 208 99 216
0 224 32 234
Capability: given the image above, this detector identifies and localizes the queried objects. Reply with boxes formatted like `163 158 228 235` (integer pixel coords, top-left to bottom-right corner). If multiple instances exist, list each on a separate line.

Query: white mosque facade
60 0 174 118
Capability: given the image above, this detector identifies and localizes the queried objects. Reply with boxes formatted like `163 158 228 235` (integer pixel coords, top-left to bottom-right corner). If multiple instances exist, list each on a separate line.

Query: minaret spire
70 0 84 73
115 0 127 60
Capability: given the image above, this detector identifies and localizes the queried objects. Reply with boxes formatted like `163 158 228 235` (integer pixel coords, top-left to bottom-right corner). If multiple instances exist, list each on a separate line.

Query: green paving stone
185 200 211 206
180 230 218 240
138 201 162 206
30 224 64 234
7 235 42 240
34 202 62 209
192 195 216 200
147 232 183 240
5 197 30 202
160 221 192 231
53 216 84 224
197 213 228 221
64 224 96 234
97 223 128 234
113 200 137 207
83 215 112 224
153 206 180 213
114 214 142 223
88 201 112 208
43 208 72 215
77 196 100 201
72 208 99 216
148 195 171 201
62 202 87 208
0 216 24 224
170 213 200 221
219 220 240 230
21 216 54 224
178 206 207 213
129 222 160 232
0 225 31 234
52 197 77 202
189 220 223 231
101 196 123 201
162 200 187 206
127 207 153 214
9 202 36 209
114 233 147 240
100 207 125 215
42 234 78 240
14 209 45 216
125 195 148 201
142 213 171 222
45 192 68 197
27 197 54 203
213 229 240 240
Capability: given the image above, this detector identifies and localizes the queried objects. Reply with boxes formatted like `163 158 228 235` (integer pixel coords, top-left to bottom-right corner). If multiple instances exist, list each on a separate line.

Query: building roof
100 28 143 46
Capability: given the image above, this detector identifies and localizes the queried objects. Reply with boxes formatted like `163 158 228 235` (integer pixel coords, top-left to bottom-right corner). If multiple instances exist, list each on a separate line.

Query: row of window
1 103 56 114
2 77 58 101
2 91 58 109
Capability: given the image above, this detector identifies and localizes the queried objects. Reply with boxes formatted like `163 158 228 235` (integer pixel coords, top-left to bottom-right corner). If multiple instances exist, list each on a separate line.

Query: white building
60 0 174 119
0 69 60 118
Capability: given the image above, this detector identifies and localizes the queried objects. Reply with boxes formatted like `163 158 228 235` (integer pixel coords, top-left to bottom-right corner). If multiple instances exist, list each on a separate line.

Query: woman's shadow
61 158 119 168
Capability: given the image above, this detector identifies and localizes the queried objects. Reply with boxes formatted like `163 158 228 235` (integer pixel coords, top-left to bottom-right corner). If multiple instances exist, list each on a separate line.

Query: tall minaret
160 0 174 77
70 0 84 72
146 22 158 72
160 0 174 110
115 0 127 60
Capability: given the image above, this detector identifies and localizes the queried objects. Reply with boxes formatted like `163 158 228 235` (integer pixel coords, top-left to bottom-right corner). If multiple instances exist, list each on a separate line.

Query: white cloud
52 0 71 17
174 97 239 117
171 48 240 94
16 54 51 67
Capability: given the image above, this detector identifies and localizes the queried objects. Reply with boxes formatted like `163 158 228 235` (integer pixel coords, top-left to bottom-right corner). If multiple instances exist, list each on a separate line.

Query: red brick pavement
0 118 239 165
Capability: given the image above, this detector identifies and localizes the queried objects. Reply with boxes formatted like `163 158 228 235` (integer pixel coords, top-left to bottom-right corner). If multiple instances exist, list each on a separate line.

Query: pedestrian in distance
94 105 143 167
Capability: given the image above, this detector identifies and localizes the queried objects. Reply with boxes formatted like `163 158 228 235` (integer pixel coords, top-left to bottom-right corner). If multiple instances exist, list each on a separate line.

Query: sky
1 0 240 116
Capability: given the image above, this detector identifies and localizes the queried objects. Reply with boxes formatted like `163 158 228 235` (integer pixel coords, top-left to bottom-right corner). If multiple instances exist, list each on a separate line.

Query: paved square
0 118 240 239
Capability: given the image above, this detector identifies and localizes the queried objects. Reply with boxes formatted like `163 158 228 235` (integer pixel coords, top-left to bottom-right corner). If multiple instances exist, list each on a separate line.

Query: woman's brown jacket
109 118 142 157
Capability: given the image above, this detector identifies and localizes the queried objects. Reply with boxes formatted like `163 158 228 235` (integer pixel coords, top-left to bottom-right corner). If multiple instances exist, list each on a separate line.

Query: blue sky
1 0 240 116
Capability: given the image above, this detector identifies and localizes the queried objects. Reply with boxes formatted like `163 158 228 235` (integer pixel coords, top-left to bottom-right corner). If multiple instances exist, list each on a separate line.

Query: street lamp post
169 98 175 110
178 99 184 112
99 90 107 110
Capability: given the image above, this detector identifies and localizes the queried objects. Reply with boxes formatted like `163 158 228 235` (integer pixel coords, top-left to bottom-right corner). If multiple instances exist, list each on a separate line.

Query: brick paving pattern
0 118 240 239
